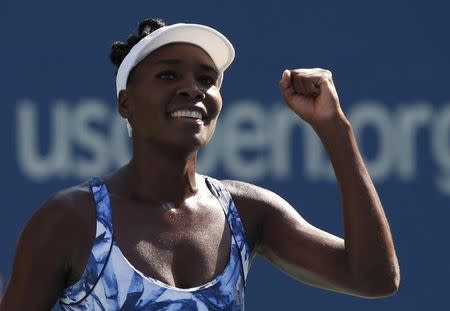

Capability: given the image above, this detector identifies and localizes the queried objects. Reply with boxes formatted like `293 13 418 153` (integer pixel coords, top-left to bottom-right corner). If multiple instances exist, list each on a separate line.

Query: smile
170 110 203 120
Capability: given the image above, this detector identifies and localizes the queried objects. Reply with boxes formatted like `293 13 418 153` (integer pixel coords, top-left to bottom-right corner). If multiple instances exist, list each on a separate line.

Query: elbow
354 266 400 298
371 273 400 298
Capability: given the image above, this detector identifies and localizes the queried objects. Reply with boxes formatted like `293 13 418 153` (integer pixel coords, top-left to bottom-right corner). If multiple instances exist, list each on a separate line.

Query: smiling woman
118 43 223 150
0 18 399 311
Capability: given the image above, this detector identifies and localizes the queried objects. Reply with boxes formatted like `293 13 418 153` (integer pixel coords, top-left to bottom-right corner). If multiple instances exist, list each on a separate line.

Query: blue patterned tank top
59 177 250 310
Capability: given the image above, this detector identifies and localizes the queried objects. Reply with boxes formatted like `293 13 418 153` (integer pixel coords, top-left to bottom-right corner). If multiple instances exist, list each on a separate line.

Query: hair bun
110 41 129 67
110 18 166 71
138 18 166 36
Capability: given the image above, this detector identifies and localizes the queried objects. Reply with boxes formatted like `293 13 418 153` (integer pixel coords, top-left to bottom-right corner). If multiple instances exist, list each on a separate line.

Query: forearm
314 115 400 295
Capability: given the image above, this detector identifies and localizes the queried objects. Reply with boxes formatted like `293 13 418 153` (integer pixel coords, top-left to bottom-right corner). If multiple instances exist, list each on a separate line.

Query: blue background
1 0 449 310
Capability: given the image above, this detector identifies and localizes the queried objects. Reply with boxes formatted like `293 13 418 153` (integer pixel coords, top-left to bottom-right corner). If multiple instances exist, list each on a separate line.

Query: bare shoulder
220 179 294 214
14 181 96 274
219 179 298 255
221 179 271 200
32 181 95 230
18 181 96 265
1 182 96 309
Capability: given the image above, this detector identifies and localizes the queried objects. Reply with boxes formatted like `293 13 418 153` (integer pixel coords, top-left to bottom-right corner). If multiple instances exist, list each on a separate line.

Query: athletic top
59 177 250 310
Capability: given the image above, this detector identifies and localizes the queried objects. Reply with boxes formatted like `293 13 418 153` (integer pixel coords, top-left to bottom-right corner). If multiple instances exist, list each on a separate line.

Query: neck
121 141 199 206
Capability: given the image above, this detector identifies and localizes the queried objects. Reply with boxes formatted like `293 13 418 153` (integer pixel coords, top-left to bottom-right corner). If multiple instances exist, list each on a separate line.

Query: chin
170 136 206 153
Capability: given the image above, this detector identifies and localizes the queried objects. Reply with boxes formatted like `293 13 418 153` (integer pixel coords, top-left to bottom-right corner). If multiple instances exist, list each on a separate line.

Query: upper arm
1 201 68 310
222 180 356 295
0 187 93 311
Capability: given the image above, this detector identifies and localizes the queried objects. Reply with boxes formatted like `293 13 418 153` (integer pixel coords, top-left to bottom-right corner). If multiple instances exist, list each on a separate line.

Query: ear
118 89 132 119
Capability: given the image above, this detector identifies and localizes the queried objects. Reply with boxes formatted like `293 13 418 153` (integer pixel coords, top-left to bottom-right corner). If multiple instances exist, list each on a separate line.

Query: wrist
312 110 352 136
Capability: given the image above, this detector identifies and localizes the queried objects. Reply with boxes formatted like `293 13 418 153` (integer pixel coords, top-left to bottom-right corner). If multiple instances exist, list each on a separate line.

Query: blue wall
1 1 449 309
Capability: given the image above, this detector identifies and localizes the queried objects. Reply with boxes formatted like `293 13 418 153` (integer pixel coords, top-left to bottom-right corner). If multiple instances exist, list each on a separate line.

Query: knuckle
322 70 333 82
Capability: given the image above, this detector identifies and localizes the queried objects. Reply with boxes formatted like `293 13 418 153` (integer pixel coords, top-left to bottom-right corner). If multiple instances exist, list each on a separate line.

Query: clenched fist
279 68 346 128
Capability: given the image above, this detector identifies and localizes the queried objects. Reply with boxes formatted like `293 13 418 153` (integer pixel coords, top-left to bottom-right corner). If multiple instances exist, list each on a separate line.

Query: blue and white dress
59 177 250 310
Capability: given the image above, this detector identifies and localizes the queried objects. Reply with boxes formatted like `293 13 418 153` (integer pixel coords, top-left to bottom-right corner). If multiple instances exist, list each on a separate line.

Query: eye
156 71 177 80
197 75 217 87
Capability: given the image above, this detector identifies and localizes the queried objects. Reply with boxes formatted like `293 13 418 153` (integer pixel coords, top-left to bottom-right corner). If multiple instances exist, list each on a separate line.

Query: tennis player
0 18 399 310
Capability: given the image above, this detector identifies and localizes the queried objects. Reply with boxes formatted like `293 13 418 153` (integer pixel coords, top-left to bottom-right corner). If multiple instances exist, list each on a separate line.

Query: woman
0 18 400 310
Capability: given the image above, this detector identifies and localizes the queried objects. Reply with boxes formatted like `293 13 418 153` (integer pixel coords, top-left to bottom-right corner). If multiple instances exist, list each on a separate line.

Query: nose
176 76 206 101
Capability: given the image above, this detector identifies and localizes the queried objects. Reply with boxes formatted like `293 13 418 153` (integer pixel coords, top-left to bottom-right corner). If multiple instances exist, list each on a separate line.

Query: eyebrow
155 59 218 75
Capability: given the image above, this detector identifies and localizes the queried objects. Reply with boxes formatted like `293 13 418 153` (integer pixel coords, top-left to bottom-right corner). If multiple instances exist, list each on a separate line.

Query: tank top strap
205 177 250 285
60 178 114 305
90 177 114 237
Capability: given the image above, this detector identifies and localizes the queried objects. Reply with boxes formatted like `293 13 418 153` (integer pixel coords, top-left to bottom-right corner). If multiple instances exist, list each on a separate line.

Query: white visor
116 23 235 97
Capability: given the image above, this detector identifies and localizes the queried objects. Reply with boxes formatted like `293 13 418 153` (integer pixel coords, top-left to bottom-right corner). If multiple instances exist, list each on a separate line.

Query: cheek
132 91 165 115
203 118 219 144
207 90 223 118
129 96 166 132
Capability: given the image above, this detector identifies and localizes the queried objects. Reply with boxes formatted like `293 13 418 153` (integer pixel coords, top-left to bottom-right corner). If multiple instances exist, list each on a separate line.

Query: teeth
171 110 203 119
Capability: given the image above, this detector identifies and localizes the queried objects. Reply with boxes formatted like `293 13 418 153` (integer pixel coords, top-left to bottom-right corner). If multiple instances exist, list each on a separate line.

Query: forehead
139 43 218 72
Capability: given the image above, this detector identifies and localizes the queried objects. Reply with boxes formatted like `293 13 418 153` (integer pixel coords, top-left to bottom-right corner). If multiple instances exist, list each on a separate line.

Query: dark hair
110 18 166 74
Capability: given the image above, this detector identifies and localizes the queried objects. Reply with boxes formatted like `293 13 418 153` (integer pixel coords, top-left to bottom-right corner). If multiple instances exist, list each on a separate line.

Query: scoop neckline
113 236 233 292
108 175 235 292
